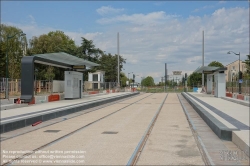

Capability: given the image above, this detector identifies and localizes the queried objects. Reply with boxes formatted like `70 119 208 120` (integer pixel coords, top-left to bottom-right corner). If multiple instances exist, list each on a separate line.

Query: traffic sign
239 79 243 83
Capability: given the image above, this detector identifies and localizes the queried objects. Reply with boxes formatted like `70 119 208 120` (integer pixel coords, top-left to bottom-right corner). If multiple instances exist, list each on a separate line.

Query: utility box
64 71 83 99
214 71 226 98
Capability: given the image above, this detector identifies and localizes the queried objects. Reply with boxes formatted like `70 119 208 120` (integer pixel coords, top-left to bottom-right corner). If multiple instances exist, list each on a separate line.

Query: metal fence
84 81 123 91
0 78 55 98
139 85 193 93
226 80 250 95
0 78 124 98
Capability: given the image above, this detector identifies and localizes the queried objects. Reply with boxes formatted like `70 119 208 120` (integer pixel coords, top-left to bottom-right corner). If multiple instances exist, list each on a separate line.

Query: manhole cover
102 131 118 134
44 130 61 133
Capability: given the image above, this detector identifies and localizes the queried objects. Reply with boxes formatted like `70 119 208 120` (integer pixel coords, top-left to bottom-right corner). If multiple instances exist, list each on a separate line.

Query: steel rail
3 93 154 166
127 93 168 166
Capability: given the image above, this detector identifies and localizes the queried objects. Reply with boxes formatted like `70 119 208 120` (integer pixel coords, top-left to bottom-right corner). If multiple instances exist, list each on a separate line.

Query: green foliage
94 53 126 82
120 72 128 87
1 26 127 84
187 72 202 86
0 24 28 78
44 66 55 80
208 61 224 67
27 30 78 80
141 76 155 86
28 30 77 55
76 37 103 63
243 55 250 80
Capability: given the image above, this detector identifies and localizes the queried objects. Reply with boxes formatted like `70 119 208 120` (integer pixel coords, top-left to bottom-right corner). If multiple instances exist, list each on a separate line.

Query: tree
27 30 78 80
120 72 128 87
208 61 224 67
76 37 103 63
0 24 27 78
243 55 250 79
141 76 155 86
94 53 126 82
187 72 202 87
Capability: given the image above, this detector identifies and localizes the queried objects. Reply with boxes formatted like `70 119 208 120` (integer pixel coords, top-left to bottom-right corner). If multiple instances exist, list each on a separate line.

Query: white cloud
218 1 226 4
192 5 214 13
2 7 248 83
97 11 180 25
28 15 36 25
96 6 124 16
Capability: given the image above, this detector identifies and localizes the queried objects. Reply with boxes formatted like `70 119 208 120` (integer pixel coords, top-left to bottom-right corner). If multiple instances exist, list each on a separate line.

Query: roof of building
225 59 243 67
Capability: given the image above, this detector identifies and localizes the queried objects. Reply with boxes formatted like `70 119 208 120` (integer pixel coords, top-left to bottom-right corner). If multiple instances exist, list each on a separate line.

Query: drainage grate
44 130 61 133
102 131 118 134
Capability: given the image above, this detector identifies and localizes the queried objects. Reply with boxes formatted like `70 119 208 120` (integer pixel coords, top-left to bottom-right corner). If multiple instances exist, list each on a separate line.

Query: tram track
1 93 142 142
2 93 154 166
126 93 168 166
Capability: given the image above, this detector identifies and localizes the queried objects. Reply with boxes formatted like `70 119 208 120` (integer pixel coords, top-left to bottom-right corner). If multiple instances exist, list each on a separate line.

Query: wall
225 60 245 82
52 80 64 93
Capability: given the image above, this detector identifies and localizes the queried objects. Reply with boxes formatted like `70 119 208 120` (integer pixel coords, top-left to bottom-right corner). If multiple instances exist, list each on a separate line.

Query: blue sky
1 1 249 83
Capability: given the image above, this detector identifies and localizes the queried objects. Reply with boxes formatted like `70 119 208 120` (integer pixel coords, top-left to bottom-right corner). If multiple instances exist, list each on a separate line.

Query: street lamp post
5 31 26 99
227 51 241 94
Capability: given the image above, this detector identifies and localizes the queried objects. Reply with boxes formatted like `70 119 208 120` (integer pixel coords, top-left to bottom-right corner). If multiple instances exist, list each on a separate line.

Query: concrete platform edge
232 132 250 157
221 97 250 107
0 92 140 134
181 92 235 141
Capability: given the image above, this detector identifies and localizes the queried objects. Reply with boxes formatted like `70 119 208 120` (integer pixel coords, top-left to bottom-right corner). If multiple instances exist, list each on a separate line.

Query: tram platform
0 92 139 134
182 92 250 157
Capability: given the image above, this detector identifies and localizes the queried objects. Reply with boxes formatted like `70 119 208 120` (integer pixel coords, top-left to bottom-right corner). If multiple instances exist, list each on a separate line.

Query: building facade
85 70 105 90
225 60 246 82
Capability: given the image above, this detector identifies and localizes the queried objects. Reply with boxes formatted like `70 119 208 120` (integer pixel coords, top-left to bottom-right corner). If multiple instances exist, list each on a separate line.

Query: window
93 83 98 89
93 74 98 81
233 66 235 70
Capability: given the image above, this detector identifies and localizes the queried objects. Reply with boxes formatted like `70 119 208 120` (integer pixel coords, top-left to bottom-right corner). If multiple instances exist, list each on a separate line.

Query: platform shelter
194 66 227 97
20 52 99 102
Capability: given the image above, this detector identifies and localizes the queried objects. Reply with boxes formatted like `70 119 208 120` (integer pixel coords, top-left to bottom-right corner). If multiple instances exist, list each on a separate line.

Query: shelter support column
206 74 213 94
20 56 35 103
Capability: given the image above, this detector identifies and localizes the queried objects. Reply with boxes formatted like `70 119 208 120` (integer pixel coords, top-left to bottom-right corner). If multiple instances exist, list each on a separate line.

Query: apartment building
225 60 246 82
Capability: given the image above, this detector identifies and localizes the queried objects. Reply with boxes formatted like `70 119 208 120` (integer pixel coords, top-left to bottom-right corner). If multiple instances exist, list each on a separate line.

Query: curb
221 97 250 107
181 92 238 141
0 92 140 134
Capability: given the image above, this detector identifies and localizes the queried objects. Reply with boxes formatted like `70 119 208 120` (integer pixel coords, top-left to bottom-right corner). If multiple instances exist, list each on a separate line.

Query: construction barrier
88 91 99 95
237 94 244 100
28 97 35 105
48 94 60 102
226 92 233 98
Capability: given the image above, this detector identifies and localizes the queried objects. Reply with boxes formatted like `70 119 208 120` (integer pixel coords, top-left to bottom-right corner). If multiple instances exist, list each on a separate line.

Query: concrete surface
221 96 250 107
1 94 149 165
0 92 139 134
184 92 250 158
136 93 205 165
178 94 249 165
